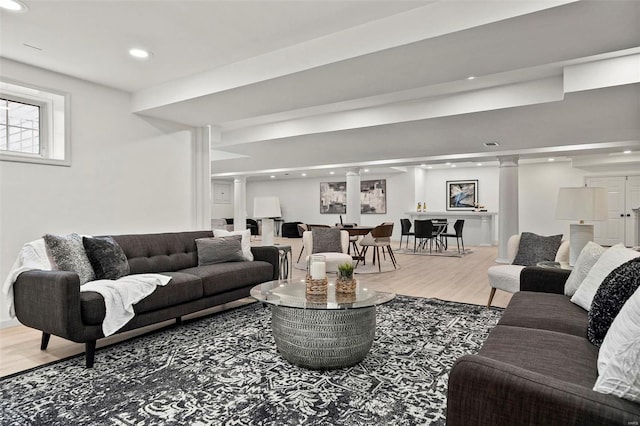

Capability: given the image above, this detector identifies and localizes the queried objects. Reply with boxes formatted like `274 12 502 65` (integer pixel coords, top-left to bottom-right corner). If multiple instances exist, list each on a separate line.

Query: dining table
339 226 374 262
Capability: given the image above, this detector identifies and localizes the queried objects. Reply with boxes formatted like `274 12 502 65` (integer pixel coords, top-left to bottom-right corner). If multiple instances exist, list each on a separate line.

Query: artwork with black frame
320 181 346 213
361 179 386 214
447 180 478 210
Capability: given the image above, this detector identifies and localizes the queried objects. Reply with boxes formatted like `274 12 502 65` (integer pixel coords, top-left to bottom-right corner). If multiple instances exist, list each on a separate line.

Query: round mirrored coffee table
251 279 395 370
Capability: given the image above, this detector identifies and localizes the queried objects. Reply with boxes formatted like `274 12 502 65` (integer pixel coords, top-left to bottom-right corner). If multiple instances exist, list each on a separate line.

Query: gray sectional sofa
447 266 640 425
13 231 279 368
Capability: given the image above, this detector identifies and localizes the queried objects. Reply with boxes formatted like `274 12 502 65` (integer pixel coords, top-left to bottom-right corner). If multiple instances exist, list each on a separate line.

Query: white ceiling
2 0 639 181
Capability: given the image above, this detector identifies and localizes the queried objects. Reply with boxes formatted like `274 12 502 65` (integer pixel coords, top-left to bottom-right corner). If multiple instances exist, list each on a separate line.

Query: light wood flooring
0 237 511 377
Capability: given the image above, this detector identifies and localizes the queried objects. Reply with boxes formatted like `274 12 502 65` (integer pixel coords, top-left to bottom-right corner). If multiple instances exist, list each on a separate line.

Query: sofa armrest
520 266 570 294
250 246 280 280
447 355 640 426
13 270 86 342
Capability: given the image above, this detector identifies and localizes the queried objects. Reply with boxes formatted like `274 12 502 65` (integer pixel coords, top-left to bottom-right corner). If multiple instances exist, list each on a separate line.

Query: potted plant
336 262 356 294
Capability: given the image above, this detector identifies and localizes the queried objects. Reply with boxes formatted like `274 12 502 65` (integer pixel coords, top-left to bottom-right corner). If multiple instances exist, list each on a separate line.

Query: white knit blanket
2 238 171 336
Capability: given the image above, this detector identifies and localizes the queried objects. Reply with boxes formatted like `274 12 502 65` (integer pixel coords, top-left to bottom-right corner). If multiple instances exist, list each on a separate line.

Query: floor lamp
253 196 281 246
556 187 608 266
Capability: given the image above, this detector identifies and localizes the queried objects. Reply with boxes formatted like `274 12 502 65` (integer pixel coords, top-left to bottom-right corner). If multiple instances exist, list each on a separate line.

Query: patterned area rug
1 296 502 425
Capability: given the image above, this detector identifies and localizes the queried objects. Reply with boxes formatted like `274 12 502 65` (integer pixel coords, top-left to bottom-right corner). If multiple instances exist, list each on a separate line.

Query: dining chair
399 218 415 250
413 219 437 253
440 220 465 253
357 223 397 272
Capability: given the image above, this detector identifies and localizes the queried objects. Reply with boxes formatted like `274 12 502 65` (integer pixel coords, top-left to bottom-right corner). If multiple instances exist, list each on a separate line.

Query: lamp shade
555 187 608 222
253 196 281 218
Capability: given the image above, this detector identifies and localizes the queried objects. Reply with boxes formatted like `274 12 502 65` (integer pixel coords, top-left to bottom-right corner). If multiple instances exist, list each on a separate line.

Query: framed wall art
361 179 386 214
320 181 346 213
447 180 478 210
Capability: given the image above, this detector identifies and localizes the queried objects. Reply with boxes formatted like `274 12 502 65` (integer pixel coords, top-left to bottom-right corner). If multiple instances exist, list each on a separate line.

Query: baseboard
0 318 20 329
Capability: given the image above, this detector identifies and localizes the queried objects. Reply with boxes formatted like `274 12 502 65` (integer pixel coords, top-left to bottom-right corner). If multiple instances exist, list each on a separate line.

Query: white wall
423 167 500 213
245 172 416 239
0 59 197 326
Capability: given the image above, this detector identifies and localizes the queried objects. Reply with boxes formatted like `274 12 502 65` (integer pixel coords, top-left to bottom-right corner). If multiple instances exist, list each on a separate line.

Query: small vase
336 276 356 294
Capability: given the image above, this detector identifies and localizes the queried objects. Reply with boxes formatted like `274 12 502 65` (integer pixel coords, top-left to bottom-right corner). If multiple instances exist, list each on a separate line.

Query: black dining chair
440 220 465 253
413 220 437 253
399 218 415 250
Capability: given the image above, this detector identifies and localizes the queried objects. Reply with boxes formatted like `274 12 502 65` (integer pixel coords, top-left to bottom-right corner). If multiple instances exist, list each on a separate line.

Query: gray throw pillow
83 236 130 280
196 235 245 266
44 233 95 284
512 232 563 266
312 228 343 253
588 257 640 347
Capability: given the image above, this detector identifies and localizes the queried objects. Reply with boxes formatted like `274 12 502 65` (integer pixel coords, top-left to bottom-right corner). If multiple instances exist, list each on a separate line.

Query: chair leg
376 247 381 272
40 332 51 350
487 288 497 308
297 246 305 263
387 246 397 269
461 237 465 253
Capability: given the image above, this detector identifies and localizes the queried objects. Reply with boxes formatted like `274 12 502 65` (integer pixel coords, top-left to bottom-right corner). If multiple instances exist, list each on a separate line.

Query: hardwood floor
0 236 511 377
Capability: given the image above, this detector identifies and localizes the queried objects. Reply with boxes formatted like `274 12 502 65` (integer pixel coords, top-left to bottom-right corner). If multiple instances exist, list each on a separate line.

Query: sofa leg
85 341 96 368
487 288 497 309
175 317 182 326
40 332 51 350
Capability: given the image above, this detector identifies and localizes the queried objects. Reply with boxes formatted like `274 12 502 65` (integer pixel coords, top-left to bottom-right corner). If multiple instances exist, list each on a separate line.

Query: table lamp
555 187 608 265
253 196 281 246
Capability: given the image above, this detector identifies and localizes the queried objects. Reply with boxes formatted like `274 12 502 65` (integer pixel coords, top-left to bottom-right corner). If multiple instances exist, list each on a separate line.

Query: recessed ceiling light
420 164 426 167
483 141 499 147
548 158 555 162
451 164 456 168
467 76 476 80
445 162 451 165
623 150 632 154
270 175 275 179
129 48 152 59
364 169 370 172
477 163 482 166
427 166 433 169
0 0 28 12
329 171 335 175
301 173 307 177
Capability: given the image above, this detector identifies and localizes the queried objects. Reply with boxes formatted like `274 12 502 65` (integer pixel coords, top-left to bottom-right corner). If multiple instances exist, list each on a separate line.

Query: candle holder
306 254 327 295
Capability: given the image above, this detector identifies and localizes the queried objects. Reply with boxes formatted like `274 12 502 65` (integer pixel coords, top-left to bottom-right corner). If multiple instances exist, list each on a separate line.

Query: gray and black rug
1 296 502 425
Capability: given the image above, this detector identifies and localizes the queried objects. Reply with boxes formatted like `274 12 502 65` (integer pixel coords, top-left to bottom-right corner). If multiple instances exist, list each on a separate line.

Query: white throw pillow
594 287 640 402
564 241 606 297
212 229 253 261
571 244 640 311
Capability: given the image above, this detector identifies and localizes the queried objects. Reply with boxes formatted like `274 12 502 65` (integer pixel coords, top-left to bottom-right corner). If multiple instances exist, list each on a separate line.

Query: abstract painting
447 180 478 210
361 179 386 214
320 181 346 213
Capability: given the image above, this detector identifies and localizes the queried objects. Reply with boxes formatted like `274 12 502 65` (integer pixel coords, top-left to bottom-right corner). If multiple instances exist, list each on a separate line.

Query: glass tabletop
250 279 396 310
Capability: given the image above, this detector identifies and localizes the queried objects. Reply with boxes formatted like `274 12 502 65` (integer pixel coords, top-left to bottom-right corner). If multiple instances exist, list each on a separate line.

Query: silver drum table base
271 306 376 369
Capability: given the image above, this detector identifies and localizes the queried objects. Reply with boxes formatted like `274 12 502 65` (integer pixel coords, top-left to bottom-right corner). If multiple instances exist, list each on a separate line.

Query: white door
586 177 626 246
626 176 640 245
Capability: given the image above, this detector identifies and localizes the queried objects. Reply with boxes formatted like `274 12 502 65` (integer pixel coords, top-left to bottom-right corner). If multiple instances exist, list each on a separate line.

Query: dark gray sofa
13 231 279 368
447 266 640 426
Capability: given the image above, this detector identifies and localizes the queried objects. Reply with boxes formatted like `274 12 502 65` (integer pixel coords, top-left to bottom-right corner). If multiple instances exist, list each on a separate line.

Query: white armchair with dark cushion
302 228 353 273
487 233 569 307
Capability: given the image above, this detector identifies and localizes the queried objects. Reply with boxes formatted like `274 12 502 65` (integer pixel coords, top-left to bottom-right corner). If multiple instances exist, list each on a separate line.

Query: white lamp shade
556 187 608 222
253 196 281 218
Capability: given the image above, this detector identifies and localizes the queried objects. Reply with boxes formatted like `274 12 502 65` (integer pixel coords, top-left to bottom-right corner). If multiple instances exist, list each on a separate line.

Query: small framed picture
447 180 478 210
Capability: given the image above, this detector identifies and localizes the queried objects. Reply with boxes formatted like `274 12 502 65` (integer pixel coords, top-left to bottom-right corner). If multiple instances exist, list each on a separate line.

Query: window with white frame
0 81 69 166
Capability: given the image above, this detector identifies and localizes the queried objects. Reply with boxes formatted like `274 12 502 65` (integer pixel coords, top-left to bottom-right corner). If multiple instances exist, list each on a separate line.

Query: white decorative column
497 156 519 263
633 208 640 246
194 126 211 230
233 176 247 231
346 169 361 225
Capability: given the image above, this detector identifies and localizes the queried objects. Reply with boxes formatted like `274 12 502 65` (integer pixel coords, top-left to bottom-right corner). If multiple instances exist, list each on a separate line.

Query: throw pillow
594 286 640 402
312 228 343 254
511 232 563 266
196 235 245 266
212 229 253 261
571 244 640 311
564 241 607 297
43 233 95 285
82 236 130 280
588 258 640 346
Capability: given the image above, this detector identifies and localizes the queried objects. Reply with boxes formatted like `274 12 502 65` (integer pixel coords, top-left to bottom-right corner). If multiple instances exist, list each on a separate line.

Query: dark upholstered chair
224 218 259 236
440 219 465 253
281 222 303 238
399 218 415 250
